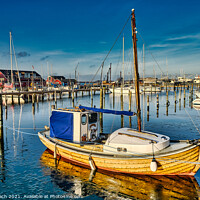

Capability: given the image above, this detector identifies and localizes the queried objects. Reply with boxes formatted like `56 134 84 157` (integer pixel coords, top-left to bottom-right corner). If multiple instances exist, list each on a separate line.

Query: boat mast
9 32 14 86
131 9 141 132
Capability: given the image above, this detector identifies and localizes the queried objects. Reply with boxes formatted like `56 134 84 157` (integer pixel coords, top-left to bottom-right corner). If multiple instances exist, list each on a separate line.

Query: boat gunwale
38 131 199 160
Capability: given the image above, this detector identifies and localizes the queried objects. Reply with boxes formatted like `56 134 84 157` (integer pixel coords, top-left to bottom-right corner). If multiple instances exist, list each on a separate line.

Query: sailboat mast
9 32 14 85
131 9 141 132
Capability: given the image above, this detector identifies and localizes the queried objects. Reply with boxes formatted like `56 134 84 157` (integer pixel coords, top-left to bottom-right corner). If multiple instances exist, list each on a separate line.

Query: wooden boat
40 149 200 199
38 9 200 176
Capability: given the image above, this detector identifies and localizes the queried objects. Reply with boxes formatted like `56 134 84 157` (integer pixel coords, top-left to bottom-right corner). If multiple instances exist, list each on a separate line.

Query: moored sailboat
38 9 200 176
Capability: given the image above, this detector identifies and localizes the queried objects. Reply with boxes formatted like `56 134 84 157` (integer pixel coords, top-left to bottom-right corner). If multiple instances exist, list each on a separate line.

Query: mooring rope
4 125 40 136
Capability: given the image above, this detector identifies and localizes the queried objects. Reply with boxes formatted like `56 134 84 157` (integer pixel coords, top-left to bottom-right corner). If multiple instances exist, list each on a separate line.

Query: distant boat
141 85 161 93
38 9 200 176
1 32 25 104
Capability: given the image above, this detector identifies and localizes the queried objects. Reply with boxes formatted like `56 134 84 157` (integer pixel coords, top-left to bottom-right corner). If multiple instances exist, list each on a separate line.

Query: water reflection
0 128 5 183
40 150 200 200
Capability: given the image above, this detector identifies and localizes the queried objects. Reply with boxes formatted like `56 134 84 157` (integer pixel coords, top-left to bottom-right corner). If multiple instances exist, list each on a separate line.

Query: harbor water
1 90 200 199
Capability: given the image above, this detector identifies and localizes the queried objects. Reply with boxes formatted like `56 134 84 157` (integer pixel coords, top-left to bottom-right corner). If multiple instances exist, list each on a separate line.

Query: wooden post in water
166 90 169 116
100 88 103 132
91 88 93 107
112 85 115 108
18 92 20 105
191 83 193 102
174 91 177 113
156 94 159 118
129 90 132 112
103 87 106 109
179 89 181 110
121 85 124 127
11 91 14 105
36 94 39 104
5 95 7 109
0 95 3 141
147 95 149 121
72 89 74 107
184 88 186 108
54 91 57 108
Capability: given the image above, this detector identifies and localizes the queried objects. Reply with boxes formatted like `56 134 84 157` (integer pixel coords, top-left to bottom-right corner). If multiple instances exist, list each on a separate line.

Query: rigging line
184 108 200 134
89 13 132 84
137 31 164 75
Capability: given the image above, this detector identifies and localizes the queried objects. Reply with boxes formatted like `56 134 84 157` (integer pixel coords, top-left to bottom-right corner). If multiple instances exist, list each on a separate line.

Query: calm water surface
0 90 200 199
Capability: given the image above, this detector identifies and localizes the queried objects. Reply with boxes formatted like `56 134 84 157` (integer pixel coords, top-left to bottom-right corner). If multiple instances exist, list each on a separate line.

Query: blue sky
0 0 199 80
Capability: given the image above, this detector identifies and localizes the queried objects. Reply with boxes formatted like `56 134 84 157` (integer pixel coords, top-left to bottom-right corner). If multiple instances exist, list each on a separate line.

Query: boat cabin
50 108 100 143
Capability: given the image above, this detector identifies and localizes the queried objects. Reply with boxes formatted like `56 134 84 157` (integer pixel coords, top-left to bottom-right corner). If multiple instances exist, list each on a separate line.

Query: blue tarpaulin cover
79 106 135 116
50 111 73 140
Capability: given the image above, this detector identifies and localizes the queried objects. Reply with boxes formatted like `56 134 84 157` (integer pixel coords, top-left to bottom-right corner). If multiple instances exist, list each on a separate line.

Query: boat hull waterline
38 131 200 176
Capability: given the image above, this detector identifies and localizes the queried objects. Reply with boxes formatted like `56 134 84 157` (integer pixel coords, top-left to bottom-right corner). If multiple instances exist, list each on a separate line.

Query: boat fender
150 158 157 172
89 156 96 171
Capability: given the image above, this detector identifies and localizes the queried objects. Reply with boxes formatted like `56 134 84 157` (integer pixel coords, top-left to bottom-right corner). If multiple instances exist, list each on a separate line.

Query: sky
0 0 199 81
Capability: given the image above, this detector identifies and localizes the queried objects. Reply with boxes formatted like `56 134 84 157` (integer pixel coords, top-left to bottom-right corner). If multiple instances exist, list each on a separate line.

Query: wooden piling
103 87 106 109
121 85 124 127
91 88 93 107
179 89 181 110
100 88 103 131
36 94 39 104
11 92 14 105
129 90 132 112
18 93 20 105
72 89 74 107
166 90 169 116
156 94 159 118
5 95 7 109
147 95 149 121
54 91 57 106
184 88 186 108
174 91 177 113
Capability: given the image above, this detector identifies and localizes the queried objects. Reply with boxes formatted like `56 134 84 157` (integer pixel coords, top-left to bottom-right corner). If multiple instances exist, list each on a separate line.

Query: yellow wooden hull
40 149 200 200
38 132 200 175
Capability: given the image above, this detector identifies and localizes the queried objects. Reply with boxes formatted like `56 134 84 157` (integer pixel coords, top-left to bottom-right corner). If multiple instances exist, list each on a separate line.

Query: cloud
149 44 169 48
40 56 50 61
166 33 200 41
89 64 95 68
16 51 30 58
